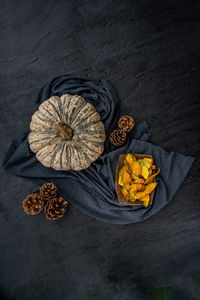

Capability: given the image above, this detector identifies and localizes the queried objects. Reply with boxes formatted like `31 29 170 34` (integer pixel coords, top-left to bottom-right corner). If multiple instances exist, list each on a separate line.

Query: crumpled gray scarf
4 75 195 224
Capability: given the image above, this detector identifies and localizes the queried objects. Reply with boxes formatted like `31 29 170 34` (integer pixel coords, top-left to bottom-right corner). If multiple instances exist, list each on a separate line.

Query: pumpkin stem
56 123 73 140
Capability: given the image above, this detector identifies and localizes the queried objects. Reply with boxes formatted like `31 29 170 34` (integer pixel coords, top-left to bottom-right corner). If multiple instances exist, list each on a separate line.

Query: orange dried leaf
132 175 144 184
134 182 157 199
124 184 131 190
119 165 129 175
126 153 136 161
118 154 159 205
123 170 132 185
145 168 160 185
118 165 130 185
129 185 138 194
126 154 142 176
129 183 145 194
137 184 145 192
129 191 136 202
131 161 142 176
123 160 130 168
122 186 129 199
140 194 150 207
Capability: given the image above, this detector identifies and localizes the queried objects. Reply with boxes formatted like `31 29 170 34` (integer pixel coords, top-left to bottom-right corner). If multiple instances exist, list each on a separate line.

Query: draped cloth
4 75 195 224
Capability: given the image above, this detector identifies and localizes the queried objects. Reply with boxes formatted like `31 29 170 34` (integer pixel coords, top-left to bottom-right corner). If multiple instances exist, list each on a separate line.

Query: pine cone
44 196 68 220
109 129 127 146
118 115 135 132
23 193 44 215
40 182 58 201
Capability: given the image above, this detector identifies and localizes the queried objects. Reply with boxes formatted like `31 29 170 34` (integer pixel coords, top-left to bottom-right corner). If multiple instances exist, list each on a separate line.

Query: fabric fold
4 75 195 224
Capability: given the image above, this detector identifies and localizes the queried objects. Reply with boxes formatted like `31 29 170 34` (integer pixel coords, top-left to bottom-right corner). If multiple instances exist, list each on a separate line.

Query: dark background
1 0 200 299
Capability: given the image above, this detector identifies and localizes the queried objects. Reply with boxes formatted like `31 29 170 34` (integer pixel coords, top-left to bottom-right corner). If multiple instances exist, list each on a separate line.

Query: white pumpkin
28 94 106 171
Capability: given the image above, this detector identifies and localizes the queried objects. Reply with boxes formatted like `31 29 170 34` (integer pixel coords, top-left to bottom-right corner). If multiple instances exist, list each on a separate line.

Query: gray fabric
4 75 195 224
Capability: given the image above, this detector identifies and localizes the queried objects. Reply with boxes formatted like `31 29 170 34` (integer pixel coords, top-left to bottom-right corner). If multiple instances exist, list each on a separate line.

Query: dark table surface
1 1 200 299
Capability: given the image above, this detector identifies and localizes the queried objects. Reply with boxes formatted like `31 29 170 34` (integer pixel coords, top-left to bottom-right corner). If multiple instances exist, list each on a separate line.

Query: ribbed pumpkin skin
28 94 106 171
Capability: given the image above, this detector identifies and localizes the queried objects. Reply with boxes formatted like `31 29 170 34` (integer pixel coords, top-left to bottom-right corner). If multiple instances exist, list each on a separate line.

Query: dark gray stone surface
0 0 200 299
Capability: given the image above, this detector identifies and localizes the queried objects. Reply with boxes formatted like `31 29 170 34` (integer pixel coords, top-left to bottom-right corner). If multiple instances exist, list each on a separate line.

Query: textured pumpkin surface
28 94 106 171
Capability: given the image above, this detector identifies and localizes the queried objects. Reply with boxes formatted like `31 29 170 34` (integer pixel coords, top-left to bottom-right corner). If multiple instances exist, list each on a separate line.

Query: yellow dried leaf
118 175 123 186
143 157 153 165
141 165 149 179
140 194 150 207
138 159 152 169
